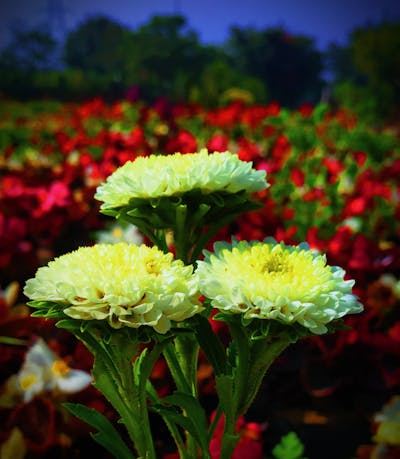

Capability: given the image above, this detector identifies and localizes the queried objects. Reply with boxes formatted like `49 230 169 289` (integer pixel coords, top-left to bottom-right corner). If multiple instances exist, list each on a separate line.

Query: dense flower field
0 97 399 459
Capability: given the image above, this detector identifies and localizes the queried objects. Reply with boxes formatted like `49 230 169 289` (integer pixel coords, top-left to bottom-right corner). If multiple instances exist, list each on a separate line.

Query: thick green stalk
79 329 160 459
239 338 291 416
174 333 200 458
99 347 156 459
218 322 250 459
146 382 189 459
219 324 292 459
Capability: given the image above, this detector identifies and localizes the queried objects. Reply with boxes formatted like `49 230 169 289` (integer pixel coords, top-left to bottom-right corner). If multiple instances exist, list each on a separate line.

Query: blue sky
1 0 400 50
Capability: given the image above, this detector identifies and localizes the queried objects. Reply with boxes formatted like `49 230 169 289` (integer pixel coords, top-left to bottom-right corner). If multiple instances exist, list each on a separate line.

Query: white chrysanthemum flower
196 239 363 335
16 338 92 402
94 149 268 210
24 243 202 334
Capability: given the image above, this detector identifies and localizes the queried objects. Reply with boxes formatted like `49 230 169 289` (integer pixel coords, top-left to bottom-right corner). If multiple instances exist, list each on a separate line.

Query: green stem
174 333 200 458
78 328 159 459
174 204 189 263
174 333 199 398
218 321 250 459
135 343 166 459
106 347 155 459
146 381 189 459
0 336 29 345
219 412 240 459
240 338 291 416
207 404 223 443
162 342 192 394
189 211 242 264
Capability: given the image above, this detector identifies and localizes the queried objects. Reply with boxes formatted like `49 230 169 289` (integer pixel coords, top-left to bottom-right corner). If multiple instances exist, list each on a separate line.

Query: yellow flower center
145 258 161 275
112 227 123 239
262 251 291 274
51 359 70 377
20 374 38 390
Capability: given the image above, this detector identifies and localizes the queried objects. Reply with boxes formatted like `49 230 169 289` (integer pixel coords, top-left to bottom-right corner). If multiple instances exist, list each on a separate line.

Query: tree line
0 14 399 121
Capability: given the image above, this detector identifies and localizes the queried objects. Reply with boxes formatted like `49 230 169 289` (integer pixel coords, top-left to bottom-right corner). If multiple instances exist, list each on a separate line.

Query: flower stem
240 338 291 416
218 321 292 459
76 327 160 459
162 330 205 457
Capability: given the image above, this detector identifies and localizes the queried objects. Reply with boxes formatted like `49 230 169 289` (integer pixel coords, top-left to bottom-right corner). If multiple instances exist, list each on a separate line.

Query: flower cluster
0 97 398 458
20 148 363 459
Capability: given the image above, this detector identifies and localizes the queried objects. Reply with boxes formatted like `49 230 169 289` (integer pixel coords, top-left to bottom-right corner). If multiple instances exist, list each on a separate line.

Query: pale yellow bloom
94 149 268 210
24 243 202 333
196 238 363 334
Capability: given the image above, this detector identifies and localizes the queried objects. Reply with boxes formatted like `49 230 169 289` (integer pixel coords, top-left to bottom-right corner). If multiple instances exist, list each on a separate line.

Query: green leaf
151 399 209 453
272 432 307 459
311 103 329 123
215 374 236 421
191 315 227 375
163 391 209 450
63 403 134 459
99 208 119 217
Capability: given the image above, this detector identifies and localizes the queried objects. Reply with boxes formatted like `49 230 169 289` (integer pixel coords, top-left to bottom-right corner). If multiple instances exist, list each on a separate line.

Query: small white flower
95 222 144 245
16 338 92 402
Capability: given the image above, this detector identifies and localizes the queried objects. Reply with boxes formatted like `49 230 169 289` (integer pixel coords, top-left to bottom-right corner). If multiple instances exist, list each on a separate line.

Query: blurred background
1 0 400 123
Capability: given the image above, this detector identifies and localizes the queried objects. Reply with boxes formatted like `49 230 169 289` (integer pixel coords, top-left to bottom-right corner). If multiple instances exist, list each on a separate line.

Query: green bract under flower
94 149 268 210
24 243 202 334
196 238 363 334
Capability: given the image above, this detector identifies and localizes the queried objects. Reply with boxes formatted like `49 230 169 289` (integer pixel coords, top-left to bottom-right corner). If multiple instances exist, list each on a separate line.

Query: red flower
241 104 280 129
33 181 71 217
352 151 367 168
344 196 368 216
205 102 243 129
389 323 400 342
298 103 314 118
290 168 305 187
164 130 197 154
206 134 230 152
271 134 291 166
209 411 264 459
1 175 25 198
237 138 262 162
7 398 57 453
322 157 344 184
302 188 326 202
262 125 277 138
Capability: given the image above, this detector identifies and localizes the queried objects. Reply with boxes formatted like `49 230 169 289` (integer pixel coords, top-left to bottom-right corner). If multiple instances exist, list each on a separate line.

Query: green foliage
226 26 324 107
64 16 133 75
351 21 400 91
126 15 217 102
271 431 308 459
332 81 384 126
0 14 397 117
329 20 400 123
63 403 134 459
189 59 267 107
0 27 58 71
151 391 210 453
